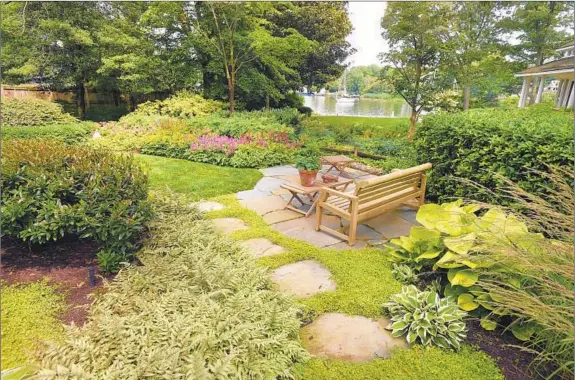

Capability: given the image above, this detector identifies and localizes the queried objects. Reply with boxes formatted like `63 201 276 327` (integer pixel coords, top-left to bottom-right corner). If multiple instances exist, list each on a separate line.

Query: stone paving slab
326 240 368 250
196 201 225 213
239 195 286 216
254 177 287 193
236 189 270 200
272 216 343 247
212 218 248 235
271 260 335 298
364 210 415 239
239 238 285 258
300 313 408 362
260 165 300 177
263 209 302 224
271 188 291 196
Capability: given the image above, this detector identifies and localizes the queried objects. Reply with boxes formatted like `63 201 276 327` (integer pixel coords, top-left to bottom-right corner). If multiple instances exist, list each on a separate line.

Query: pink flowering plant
190 131 298 156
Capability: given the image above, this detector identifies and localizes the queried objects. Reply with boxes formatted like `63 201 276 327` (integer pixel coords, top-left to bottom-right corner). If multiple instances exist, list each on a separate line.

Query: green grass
315 115 408 129
133 154 262 199
204 195 503 379
1 281 65 370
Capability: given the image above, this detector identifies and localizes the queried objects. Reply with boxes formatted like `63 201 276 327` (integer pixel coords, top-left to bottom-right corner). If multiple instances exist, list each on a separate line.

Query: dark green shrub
414 107 574 204
36 193 308 378
1 98 77 126
297 106 313 116
2 123 93 144
1 140 152 272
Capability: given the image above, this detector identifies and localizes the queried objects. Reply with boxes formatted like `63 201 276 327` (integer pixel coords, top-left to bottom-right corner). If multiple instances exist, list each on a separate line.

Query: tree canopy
0 1 353 114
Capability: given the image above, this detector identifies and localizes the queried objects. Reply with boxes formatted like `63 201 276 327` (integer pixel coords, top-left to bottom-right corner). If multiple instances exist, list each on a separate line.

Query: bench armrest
320 187 358 201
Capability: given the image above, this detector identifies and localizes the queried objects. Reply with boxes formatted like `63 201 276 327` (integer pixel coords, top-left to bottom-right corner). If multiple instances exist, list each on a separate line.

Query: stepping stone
239 238 284 258
236 189 270 200
254 177 287 193
212 218 248 235
263 209 302 225
239 195 286 216
300 313 408 362
272 216 343 247
398 207 419 225
259 165 300 177
196 201 224 213
271 260 335 298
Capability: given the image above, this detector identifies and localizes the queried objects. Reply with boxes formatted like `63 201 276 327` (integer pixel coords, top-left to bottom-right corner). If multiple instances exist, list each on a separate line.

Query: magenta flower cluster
190 132 298 155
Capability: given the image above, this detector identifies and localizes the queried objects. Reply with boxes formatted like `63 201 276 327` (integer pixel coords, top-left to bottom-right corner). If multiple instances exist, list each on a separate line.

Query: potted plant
295 151 321 186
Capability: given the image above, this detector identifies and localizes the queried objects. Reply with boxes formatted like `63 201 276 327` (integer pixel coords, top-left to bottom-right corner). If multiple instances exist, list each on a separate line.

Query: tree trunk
265 94 270 111
112 89 120 107
83 80 90 112
76 82 86 120
463 87 471 110
129 94 136 112
408 108 418 141
228 83 235 113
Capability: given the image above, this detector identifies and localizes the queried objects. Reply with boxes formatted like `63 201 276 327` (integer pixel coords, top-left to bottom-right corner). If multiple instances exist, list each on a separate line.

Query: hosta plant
391 264 419 284
383 285 468 350
385 226 442 271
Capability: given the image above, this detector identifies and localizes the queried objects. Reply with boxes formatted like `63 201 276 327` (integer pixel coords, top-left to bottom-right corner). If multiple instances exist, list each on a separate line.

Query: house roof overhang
515 57 574 77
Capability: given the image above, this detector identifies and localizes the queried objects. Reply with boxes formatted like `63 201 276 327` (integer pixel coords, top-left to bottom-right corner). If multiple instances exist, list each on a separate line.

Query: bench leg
315 204 323 231
348 222 357 246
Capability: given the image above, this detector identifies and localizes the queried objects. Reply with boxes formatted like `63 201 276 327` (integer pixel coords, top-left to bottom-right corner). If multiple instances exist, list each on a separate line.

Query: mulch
1 238 113 326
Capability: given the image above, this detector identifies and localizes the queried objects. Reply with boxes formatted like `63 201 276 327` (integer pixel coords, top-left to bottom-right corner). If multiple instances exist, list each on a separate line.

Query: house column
568 82 575 108
518 77 531 108
534 76 545 104
562 80 574 108
555 79 565 104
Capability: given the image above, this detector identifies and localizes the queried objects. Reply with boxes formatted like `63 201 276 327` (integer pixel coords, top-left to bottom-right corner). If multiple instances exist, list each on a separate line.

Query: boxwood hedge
1 140 152 272
2 123 93 144
414 106 574 204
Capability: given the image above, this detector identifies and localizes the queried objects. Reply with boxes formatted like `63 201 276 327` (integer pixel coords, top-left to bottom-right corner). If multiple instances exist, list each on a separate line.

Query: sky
346 2 388 67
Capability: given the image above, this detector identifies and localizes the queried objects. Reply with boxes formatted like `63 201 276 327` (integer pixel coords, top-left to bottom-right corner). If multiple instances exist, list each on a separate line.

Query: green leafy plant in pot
295 149 321 186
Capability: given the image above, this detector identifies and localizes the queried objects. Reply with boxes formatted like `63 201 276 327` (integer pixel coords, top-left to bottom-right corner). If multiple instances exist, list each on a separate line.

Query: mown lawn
315 115 409 129
133 154 262 199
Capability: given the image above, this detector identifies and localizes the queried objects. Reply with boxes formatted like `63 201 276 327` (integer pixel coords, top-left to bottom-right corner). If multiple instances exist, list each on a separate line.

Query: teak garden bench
315 163 432 246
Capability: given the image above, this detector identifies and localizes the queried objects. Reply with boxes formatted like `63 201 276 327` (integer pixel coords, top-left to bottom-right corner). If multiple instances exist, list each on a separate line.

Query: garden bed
1 238 112 326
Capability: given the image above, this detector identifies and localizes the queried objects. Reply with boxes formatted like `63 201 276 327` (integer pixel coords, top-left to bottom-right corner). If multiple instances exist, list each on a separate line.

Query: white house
515 41 574 109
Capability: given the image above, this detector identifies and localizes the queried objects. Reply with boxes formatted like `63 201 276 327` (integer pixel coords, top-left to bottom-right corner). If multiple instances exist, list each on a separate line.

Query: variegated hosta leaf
383 285 468 351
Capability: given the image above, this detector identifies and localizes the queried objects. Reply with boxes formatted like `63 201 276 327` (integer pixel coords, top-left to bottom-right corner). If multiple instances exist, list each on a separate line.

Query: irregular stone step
271 260 335 298
212 218 248 235
300 313 408 362
239 238 285 258
196 201 225 212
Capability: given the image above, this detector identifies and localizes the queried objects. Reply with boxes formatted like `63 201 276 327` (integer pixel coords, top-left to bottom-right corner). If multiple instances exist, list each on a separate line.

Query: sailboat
336 69 356 103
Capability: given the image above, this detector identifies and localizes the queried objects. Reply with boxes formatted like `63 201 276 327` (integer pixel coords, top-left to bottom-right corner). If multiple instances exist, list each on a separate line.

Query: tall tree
445 2 501 110
499 2 574 66
380 2 451 140
1 2 103 118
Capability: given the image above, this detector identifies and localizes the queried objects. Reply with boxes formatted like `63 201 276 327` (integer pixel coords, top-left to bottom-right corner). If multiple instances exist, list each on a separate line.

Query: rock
239 238 285 258
300 313 408 362
196 201 224 212
212 218 248 235
271 260 335 298
239 196 286 216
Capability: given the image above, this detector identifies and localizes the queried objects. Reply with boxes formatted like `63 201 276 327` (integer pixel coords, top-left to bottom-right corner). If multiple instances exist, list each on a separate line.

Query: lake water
303 94 411 117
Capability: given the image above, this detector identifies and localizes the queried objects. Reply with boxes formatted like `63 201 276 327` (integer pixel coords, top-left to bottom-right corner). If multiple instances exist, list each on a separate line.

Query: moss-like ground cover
1 281 65 370
205 195 503 380
315 115 408 132
134 154 263 199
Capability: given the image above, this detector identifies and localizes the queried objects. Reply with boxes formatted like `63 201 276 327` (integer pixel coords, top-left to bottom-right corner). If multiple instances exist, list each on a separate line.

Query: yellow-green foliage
1 281 65 370
36 192 308 379
204 196 503 379
300 346 503 380
1 98 77 127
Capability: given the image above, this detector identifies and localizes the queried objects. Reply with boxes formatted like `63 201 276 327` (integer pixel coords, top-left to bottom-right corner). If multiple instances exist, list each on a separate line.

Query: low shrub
2 123 93 144
1 140 152 272
35 193 309 378
414 106 574 204
1 98 77 126
383 285 468 350
124 91 223 120
391 264 420 285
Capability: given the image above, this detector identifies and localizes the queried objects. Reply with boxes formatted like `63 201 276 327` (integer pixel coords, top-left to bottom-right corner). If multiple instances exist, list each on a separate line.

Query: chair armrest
321 187 358 200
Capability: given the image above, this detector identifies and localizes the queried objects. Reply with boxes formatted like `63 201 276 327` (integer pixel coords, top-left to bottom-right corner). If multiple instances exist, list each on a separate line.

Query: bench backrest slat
352 163 432 209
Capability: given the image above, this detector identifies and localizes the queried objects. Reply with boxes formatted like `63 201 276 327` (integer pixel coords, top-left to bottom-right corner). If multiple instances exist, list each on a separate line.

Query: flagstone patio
236 165 419 249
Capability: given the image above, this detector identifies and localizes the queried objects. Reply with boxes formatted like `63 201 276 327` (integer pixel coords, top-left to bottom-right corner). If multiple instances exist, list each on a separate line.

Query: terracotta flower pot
298 170 318 187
